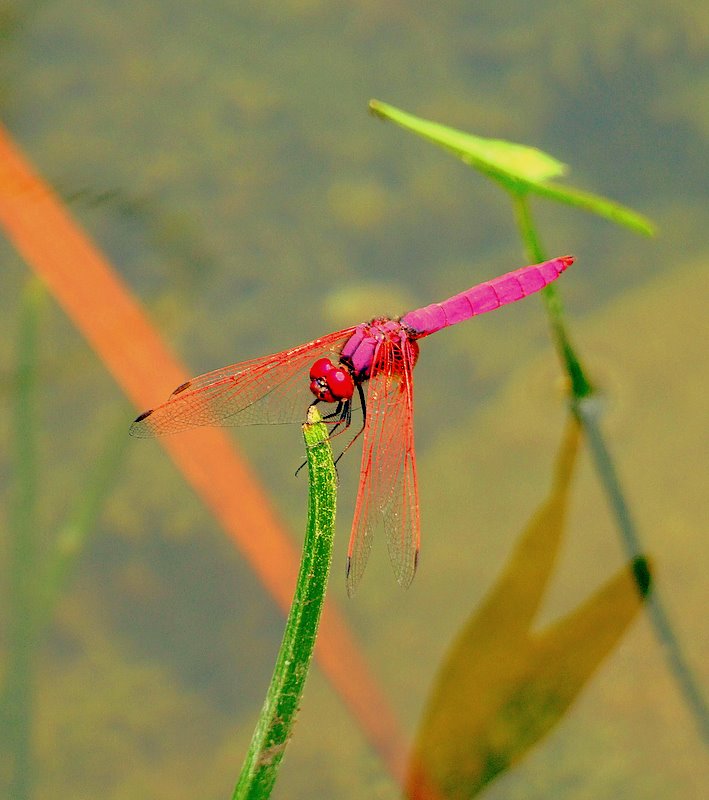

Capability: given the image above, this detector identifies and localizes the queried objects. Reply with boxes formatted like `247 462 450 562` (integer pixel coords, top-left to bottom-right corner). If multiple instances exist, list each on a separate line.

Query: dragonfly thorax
309 357 355 403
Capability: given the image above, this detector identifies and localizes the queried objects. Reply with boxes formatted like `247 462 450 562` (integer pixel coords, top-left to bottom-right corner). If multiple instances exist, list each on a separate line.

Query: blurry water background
0 1 707 798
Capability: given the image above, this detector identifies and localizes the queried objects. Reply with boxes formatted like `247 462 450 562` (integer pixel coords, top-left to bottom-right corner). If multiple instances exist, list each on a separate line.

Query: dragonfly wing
130 328 356 437
346 335 420 595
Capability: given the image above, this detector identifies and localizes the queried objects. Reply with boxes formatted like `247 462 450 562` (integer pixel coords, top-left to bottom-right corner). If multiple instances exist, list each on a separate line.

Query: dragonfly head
309 357 355 403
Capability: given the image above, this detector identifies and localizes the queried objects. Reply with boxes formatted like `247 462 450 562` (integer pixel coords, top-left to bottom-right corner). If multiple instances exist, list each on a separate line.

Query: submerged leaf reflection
407 418 651 799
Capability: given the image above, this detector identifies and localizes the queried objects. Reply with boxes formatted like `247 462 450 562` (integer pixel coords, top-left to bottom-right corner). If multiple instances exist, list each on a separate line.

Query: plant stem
232 407 338 799
579 399 709 744
512 192 593 399
512 191 709 746
1 280 44 800
34 415 129 637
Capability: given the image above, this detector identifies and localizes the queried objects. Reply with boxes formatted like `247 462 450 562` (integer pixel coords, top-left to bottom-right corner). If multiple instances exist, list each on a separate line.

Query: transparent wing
346 335 420 594
130 327 357 437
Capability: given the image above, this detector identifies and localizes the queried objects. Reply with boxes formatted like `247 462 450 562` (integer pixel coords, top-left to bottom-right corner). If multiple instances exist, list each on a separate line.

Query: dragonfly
131 255 573 594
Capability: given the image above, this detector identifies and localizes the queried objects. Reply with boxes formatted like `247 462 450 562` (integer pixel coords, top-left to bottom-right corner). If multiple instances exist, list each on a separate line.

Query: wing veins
346 335 420 594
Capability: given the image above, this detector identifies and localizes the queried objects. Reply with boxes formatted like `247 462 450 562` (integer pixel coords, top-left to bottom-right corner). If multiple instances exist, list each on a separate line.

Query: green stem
578 399 709 744
511 192 709 746
512 193 593 399
1 279 44 800
232 407 338 799
34 415 129 637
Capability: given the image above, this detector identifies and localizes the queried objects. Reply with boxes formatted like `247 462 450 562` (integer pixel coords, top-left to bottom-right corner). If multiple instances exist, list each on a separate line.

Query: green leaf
370 99 566 188
370 99 655 236
533 181 655 236
233 407 337 800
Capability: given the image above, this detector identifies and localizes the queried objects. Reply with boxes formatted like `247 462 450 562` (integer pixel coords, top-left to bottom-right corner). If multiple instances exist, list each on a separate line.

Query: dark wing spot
171 380 192 396
133 409 154 423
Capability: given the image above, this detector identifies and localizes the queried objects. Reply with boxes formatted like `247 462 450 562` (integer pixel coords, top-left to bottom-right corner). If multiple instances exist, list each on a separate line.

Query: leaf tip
368 99 387 120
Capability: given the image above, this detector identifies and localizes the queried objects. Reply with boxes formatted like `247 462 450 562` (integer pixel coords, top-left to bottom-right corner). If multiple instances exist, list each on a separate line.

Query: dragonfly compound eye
308 357 354 402
309 357 336 381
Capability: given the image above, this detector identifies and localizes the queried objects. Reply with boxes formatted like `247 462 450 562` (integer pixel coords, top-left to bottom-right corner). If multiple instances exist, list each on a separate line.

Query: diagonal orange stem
0 125 407 783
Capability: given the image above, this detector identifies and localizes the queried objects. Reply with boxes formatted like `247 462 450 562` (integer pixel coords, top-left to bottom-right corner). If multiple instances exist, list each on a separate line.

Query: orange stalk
0 126 407 783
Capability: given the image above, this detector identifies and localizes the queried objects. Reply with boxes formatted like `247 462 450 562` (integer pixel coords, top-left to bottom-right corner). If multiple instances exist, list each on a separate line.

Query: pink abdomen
401 256 573 336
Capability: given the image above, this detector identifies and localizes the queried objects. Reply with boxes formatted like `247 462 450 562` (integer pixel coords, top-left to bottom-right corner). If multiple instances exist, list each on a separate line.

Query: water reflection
407 417 651 799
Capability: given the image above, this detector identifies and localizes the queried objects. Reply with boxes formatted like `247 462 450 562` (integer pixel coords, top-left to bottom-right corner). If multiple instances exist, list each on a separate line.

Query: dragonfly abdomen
401 255 573 336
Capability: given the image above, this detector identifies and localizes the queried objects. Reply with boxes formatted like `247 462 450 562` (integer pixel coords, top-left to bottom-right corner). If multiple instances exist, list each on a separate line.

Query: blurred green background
1 1 707 798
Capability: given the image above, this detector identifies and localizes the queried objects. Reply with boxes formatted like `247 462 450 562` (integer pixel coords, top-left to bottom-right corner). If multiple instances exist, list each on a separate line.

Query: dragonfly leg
295 399 352 477
321 400 349 434
333 383 366 466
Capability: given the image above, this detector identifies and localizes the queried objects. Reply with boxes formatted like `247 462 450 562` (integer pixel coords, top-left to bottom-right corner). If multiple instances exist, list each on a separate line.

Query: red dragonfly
131 256 573 593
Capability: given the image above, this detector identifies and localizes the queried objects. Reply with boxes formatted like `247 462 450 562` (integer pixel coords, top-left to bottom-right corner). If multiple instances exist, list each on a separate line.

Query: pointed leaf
406 419 650 799
468 417 580 638
370 99 566 188
370 99 655 236
533 181 655 236
497 556 651 775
